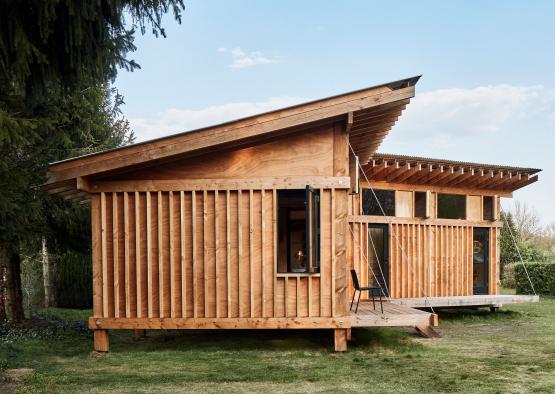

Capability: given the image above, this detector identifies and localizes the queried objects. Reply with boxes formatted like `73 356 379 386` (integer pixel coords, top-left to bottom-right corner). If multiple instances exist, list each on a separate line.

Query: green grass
1 297 554 394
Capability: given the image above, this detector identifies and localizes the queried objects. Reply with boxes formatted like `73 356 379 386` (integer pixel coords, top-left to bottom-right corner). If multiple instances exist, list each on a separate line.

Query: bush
514 261 555 295
56 251 92 309
502 262 518 288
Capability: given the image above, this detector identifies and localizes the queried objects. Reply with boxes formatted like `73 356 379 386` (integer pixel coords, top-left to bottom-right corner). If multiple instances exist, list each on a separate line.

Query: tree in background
500 211 520 273
0 0 186 321
511 201 541 242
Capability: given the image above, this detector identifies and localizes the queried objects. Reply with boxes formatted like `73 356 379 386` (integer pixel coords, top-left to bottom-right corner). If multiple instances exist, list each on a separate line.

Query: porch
350 300 438 331
389 294 540 308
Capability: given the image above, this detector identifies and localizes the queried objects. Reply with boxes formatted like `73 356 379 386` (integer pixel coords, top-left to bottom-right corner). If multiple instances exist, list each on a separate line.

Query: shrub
514 261 555 295
502 262 518 289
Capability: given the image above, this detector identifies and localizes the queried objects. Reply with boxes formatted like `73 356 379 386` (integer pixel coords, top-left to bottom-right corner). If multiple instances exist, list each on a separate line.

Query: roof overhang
365 153 541 193
44 76 420 201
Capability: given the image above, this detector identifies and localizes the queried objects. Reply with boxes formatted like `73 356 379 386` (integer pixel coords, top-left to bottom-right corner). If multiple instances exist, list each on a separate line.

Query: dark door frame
367 223 389 291
473 227 489 295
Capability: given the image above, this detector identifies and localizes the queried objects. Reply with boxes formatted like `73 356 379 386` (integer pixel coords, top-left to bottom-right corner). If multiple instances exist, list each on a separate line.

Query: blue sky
116 0 555 224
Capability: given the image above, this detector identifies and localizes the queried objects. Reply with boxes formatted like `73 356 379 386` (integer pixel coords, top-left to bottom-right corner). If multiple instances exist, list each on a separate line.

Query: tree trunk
1 245 24 322
42 237 56 308
0 262 6 322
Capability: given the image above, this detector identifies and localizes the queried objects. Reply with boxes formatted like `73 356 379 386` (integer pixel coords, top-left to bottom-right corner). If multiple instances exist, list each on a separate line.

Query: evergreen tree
500 212 520 272
0 0 186 321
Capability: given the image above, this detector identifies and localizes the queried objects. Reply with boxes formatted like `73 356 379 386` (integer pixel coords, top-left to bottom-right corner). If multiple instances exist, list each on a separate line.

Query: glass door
367 224 389 292
473 228 489 294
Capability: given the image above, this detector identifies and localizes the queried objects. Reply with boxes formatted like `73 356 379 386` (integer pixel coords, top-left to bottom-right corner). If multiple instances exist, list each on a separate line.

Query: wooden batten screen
91 188 347 321
348 220 500 299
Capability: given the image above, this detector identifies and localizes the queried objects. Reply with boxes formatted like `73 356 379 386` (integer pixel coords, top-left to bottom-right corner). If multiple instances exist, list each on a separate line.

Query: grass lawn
1 294 554 393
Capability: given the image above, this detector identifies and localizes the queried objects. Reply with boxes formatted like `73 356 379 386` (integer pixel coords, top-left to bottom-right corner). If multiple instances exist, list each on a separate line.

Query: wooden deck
350 301 437 328
389 294 540 308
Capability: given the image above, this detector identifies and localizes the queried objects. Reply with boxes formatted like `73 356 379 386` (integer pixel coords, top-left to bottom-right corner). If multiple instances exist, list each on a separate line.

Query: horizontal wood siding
92 188 344 321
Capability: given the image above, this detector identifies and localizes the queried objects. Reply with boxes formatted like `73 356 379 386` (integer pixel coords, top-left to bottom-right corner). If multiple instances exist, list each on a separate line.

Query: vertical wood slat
158 192 164 317
124 192 130 317
226 190 232 318
169 192 175 318
91 194 102 318
191 191 197 318
261 189 265 318
100 192 108 317
249 189 254 318
214 191 219 318
135 192 142 318
331 188 336 316
202 190 208 317
180 191 186 318
146 192 152 317
319 188 325 317
112 193 120 318
273 189 278 317
284 276 288 317
237 189 242 317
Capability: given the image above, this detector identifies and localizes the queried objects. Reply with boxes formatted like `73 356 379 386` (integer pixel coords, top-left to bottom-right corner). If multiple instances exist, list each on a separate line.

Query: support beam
94 330 109 352
415 325 441 338
334 328 348 352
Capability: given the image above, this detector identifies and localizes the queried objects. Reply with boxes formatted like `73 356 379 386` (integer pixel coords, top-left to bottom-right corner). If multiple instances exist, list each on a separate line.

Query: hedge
514 261 555 296
501 262 518 289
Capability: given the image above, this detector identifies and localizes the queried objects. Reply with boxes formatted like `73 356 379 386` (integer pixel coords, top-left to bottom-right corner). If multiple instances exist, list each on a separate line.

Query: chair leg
379 291 383 313
350 290 356 311
355 291 362 313
371 289 376 310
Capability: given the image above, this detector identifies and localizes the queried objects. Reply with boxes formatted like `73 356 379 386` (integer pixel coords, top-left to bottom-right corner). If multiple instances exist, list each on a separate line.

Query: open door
473 228 489 294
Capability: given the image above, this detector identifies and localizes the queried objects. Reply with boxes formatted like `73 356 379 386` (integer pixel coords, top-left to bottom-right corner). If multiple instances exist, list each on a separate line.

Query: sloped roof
365 153 541 192
44 76 420 200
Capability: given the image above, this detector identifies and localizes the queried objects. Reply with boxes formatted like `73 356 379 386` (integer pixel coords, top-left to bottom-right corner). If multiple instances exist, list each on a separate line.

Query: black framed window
414 191 428 218
277 188 320 273
437 193 466 219
483 196 494 221
362 189 395 216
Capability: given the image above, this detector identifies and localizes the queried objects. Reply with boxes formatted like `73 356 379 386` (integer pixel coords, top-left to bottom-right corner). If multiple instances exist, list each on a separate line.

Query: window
362 189 395 216
483 196 495 221
414 191 429 218
277 188 320 273
437 193 466 219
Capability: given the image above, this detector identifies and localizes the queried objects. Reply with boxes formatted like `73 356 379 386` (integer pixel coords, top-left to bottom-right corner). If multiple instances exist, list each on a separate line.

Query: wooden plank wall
349 220 475 298
91 188 346 320
348 189 500 298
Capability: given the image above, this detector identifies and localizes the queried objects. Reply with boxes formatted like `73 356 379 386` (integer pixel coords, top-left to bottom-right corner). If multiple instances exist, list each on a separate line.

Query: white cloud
388 84 555 149
130 96 306 142
218 47 279 69
379 83 555 224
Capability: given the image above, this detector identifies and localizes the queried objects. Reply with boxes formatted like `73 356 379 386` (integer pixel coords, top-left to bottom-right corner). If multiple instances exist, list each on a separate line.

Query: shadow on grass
435 308 521 324
111 329 334 353
350 327 421 352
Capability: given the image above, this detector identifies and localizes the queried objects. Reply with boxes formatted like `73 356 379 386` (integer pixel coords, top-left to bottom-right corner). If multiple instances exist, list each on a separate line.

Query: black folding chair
350 269 384 313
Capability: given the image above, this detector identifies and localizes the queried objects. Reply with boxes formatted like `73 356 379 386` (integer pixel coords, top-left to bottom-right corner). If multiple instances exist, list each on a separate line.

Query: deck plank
350 301 435 327
389 294 539 308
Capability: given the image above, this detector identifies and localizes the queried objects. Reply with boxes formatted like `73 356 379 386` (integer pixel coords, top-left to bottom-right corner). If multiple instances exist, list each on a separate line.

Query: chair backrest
350 269 360 290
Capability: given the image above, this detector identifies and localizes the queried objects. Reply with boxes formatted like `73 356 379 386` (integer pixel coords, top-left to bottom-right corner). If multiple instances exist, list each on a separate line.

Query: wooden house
44 76 540 352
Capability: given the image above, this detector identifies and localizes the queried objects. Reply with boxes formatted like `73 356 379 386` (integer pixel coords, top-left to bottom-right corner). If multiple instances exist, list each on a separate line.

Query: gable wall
100 125 335 181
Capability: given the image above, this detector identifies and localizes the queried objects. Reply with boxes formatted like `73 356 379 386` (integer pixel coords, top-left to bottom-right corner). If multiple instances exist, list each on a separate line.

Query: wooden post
346 328 352 341
134 329 146 338
334 328 347 352
94 330 109 352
